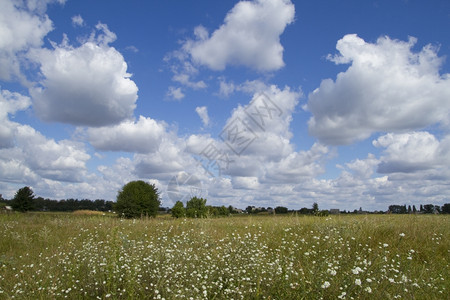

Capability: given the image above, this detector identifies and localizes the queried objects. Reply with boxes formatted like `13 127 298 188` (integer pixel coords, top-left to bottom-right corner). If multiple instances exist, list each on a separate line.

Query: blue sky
1 0 449 210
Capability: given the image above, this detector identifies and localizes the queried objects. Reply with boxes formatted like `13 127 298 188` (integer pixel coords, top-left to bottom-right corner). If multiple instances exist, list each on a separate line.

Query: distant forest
1 193 449 215
0 196 114 212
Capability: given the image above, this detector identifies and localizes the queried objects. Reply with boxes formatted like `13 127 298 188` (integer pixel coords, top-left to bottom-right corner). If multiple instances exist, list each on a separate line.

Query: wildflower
355 279 362 286
383 243 389 247
365 287 372 293
321 281 331 289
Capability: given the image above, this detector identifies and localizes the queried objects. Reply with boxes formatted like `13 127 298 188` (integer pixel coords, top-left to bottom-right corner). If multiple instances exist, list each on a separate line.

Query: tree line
2 184 449 217
0 187 113 212
388 204 450 214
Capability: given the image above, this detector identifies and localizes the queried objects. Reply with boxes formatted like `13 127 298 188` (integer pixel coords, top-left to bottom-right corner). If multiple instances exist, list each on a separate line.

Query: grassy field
0 213 448 299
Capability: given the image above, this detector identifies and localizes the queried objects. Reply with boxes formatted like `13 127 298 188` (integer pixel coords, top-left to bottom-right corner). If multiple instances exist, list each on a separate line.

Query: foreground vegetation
0 213 448 299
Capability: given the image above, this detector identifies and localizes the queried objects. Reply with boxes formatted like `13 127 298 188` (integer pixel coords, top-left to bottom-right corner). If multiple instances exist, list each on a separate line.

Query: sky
1 0 449 211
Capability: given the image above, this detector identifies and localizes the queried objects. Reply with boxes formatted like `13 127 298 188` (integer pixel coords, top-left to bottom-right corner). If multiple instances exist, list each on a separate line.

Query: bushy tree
312 202 319 215
171 201 186 218
11 186 34 212
115 181 160 218
389 205 407 214
217 205 229 216
186 197 207 218
317 210 330 217
207 205 229 217
422 204 435 214
275 206 288 214
442 203 450 214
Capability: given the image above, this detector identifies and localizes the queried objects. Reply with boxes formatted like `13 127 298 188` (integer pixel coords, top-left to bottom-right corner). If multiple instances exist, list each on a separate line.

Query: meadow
0 213 448 299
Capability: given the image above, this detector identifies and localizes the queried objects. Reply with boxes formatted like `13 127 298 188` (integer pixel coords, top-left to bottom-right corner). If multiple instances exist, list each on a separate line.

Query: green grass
0 213 448 299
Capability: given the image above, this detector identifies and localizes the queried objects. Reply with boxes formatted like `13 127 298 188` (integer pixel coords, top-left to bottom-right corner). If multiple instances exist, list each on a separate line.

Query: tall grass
0 213 448 299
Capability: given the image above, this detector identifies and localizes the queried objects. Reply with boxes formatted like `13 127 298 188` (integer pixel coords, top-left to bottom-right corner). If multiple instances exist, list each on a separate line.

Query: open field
0 213 448 299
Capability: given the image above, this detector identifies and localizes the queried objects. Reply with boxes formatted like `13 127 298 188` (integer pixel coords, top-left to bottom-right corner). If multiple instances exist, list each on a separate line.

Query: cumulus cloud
231 176 260 190
221 85 300 160
24 0 66 14
0 0 55 82
197 84 333 185
373 132 450 173
166 86 185 100
0 89 90 184
184 0 295 71
307 34 450 145
71 15 85 27
263 143 330 183
172 72 206 90
16 125 90 182
30 25 138 127
134 137 197 180
195 106 210 127
86 116 167 153
0 89 32 148
343 153 379 179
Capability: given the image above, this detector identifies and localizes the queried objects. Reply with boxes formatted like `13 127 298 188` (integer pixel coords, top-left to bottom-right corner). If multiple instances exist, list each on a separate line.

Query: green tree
275 206 288 214
422 204 434 214
186 197 207 218
11 186 35 212
312 202 319 215
217 205 229 216
115 181 160 218
171 201 186 218
442 203 450 214
389 205 407 214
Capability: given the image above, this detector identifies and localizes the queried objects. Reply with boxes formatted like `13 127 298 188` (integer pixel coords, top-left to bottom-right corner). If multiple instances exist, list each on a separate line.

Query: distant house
232 207 243 214
330 209 340 215
1 206 12 213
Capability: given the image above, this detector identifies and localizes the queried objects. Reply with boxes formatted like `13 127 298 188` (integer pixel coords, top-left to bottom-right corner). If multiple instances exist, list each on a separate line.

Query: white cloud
0 89 32 148
172 72 206 90
263 143 330 183
30 26 138 127
24 0 67 14
71 15 85 27
232 176 260 190
195 106 210 127
0 0 54 82
218 78 273 97
184 0 295 71
343 153 379 179
307 34 450 145
16 125 90 182
221 85 300 160
0 89 90 184
218 79 236 97
167 86 185 100
133 137 197 180
125 45 139 53
86 116 167 153
373 132 450 173
90 23 117 47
